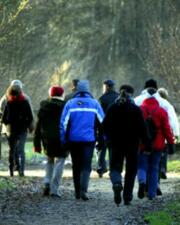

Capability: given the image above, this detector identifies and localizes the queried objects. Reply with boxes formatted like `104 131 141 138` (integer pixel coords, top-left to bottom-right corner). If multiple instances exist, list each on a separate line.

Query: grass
0 177 16 191
25 142 45 163
144 201 180 225
167 160 180 172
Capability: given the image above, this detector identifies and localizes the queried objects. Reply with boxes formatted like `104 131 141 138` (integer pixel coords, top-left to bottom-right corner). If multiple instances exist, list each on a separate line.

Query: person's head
71 79 79 92
10 79 24 89
144 79 158 90
48 86 64 98
103 79 115 93
119 84 134 97
158 88 169 100
7 84 22 100
117 84 134 104
76 80 90 93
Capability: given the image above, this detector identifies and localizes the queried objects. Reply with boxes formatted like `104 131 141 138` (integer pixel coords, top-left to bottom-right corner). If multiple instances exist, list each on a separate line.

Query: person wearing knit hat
34 85 66 198
76 80 90 93
0 79 34 176
134 80 179 137
135 80 179 198
60 80 104 200
11 79 24 89
144 79 158 90
49 86 64 97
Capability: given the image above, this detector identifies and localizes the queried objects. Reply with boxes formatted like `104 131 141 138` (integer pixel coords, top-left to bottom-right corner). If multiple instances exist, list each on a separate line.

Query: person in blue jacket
60 80 104 200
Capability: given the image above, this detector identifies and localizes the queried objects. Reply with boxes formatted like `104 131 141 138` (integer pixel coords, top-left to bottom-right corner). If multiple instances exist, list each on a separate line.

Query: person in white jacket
134 79 179 138
134 79 179 195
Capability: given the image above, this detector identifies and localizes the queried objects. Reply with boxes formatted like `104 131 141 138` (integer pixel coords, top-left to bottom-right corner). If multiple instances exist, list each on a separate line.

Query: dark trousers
70 142 95 194
7 132 27 176
96 141 111 174
109 147 138 202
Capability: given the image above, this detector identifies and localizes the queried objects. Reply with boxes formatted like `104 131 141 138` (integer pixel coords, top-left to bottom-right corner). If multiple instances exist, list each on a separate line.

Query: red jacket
140 97 174 151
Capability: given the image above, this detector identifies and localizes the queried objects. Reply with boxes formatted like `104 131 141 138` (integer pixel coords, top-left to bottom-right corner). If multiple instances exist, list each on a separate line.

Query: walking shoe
50 193 61 199
75 192 80 199
160 172 167 179
124 200 131 206
97 169 108 178
138 183 146 199
19 171 24 177
80 192 89 201
43 183 50 196
112 183 123 206
156 187 162 196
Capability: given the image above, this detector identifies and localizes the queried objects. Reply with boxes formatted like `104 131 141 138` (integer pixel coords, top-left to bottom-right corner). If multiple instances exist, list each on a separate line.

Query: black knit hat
144 79 158 89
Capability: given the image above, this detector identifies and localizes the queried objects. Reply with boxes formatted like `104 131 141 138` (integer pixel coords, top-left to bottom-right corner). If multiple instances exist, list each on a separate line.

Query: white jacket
134 90 180 137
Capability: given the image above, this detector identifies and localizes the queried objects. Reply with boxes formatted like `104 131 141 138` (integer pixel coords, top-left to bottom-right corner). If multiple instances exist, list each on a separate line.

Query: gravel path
0 169 179 225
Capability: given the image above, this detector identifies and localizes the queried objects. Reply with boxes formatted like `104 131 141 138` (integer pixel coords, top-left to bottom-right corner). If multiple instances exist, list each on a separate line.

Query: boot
112 183 123 206
138 183 146 199
43 183 50 196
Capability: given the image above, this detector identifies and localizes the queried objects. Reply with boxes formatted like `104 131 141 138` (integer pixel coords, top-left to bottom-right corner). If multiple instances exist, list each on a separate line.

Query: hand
168 144 175 155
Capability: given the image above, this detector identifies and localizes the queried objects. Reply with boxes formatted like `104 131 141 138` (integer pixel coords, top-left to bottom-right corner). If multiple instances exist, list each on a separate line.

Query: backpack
145 107 158 143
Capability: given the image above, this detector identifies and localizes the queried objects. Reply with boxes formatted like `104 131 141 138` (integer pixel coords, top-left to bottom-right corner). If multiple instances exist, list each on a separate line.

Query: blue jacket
60 92 104 143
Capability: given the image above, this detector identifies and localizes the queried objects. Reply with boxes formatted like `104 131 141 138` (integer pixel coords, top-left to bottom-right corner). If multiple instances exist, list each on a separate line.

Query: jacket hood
141 97 160 110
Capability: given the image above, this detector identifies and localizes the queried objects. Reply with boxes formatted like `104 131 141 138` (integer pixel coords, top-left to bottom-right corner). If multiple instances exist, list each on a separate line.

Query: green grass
25 142 45 163
167 160 180 172
144 201 180 225
0 178 16 191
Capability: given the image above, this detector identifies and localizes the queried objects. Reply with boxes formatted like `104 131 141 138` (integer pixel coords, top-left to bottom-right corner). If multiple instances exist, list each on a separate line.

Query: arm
33 113 42 153
60 102 71 144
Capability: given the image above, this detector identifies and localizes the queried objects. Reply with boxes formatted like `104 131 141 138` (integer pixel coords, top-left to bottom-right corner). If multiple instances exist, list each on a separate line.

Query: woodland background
0 0 180 110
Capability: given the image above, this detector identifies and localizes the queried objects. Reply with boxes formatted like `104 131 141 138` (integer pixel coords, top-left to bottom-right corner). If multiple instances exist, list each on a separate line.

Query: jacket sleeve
157 96 179 137
24 100 34 130
95 100 105 123
102 106 114 140
161 110 175 144
1 102 9 125
60 102 71 144
33 110 42 152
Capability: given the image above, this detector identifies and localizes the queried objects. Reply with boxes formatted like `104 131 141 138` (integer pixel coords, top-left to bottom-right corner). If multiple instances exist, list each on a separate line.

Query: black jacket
99 90 119 113
2 98 33 135
103 99 149 151
34 98 65 157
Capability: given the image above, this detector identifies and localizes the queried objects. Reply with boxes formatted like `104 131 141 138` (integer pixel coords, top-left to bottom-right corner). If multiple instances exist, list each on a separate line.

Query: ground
0 166 179 225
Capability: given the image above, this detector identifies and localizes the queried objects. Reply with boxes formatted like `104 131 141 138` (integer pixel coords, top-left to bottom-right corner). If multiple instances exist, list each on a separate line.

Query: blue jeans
7 132 27 175
137 151 161 198
70 142 95 194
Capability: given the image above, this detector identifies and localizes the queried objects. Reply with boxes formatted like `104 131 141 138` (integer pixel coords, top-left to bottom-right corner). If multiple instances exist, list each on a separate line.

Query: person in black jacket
2 85 34 177
34 86 66 198
96 80 119 177
103 84 150 206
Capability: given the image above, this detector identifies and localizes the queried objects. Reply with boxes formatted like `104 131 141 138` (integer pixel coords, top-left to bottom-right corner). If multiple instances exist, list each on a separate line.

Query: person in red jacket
137 88 175 200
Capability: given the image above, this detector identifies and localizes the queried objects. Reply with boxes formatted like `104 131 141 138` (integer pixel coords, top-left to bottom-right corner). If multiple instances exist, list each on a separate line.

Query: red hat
49 86 64 97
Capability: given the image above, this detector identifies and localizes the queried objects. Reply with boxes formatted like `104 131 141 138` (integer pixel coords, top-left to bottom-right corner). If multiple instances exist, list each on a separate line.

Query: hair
158 88 169 100
72 79 79 88
119 84 134 95
6 85 22 98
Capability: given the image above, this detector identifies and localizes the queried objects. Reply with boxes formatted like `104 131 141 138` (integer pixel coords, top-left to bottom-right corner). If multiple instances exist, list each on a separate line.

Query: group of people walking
0 78 179 206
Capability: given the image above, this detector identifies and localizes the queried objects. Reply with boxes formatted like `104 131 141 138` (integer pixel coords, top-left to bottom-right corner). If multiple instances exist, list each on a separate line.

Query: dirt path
0 170 180 225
